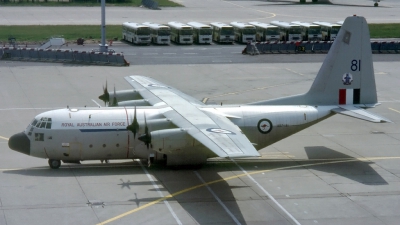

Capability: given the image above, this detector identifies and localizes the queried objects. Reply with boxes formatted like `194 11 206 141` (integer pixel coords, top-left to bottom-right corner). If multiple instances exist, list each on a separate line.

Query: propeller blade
98 80 109 106
111 85 118 107
138 111 151 149
126 106 140 139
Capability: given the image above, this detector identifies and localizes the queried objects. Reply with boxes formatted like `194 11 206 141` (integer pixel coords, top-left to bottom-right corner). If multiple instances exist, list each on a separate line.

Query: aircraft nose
8 132 30 155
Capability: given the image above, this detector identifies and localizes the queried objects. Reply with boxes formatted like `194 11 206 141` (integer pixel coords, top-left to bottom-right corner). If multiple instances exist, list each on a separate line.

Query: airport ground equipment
122 22 151 45
168 22 193 44
313 21 341 41
291 21 322 41
187 22 212 44
142 22 171 45
209 22 234 44
141 0 160 10
270 21 302 41
248 22 280 42
230 22 256 43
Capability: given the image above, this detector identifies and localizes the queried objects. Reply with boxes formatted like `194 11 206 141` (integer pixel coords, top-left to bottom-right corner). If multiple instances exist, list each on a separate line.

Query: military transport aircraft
8 15 390 169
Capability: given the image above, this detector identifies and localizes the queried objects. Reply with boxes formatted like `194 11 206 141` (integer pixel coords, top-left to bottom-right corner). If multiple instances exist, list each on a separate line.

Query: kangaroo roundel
258 119 272 134
342 73 353 85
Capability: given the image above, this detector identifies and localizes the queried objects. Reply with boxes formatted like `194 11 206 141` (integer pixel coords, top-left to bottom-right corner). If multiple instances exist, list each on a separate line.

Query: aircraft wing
124 75 205 106
125 75 260 158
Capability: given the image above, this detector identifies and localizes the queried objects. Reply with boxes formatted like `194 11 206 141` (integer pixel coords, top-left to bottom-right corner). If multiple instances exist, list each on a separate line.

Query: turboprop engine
137 126 208 166
98 81 146 106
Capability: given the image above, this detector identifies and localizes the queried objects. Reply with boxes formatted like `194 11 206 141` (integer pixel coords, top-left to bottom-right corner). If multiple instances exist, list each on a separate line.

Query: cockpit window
31 119 38 126
35 117 52 129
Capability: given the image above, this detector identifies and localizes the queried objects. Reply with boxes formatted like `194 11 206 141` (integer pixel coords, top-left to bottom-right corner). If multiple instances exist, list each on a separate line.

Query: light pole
99 0 108 52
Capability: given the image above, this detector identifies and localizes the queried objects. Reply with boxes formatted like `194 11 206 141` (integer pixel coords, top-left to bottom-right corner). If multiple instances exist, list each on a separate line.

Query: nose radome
8 132 30 155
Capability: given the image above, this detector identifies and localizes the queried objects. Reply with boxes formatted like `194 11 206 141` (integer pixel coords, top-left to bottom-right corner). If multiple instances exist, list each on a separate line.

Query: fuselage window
35 133 44 141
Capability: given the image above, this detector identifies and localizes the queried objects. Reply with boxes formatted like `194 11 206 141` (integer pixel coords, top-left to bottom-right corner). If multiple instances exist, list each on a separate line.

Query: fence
0 47 129 66
244 41 400 55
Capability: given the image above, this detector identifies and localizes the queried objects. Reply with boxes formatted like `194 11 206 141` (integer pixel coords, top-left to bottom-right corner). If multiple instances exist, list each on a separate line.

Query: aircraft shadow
302 146 388 185
3 148 387 224
252 0 384 7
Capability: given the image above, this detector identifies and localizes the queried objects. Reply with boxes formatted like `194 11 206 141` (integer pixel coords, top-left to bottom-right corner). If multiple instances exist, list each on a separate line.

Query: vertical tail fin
251 15 378 107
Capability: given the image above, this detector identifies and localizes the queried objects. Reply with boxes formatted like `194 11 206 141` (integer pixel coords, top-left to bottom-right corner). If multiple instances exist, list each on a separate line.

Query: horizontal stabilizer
332 105 392 123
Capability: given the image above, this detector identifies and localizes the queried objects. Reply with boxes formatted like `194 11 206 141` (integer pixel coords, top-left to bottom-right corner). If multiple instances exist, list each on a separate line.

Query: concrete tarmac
0 0 400 25
0 58 399 225
1 1 400 225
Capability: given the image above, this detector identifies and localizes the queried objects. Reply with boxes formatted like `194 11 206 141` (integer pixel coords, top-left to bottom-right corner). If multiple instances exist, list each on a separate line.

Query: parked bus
230 22 256 43
187 22 212 44
209 22 234 43
270 21 302 41
142 22 171 45
122 22 151 44
312 21 342 41
291 21 322 41
167 22 193 44
248 21 280 42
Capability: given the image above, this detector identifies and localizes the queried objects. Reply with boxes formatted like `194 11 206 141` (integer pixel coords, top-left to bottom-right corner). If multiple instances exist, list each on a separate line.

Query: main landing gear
48 159 61 169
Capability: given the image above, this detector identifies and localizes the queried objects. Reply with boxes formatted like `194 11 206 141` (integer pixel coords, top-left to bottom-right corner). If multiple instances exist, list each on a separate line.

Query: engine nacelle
118 99 150 106
150 128 208 166
110 90 142 102
151 128 193 153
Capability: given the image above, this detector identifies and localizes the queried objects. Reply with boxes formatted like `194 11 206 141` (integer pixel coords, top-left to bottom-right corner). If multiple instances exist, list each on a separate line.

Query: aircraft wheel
300 0 305 3
374 3 378 7
48 159 61 169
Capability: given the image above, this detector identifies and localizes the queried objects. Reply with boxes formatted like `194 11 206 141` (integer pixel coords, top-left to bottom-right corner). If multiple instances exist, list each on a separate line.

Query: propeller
111 86 118 107
138 112 151 149
98 80 110 106
126 106 140 139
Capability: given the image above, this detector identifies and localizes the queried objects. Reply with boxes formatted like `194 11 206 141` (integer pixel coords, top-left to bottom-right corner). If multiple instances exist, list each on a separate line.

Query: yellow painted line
0 136 9 141
389 108 400 114
97 156 400 225
285 68 306 77
222 0 276 19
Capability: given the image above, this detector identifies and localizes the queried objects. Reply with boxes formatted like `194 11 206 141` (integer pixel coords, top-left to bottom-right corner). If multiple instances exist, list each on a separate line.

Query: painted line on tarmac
97 156 400 225
0 136 9 141
232 159 301 225
285 68 306 77
194 171 242 225
389 107 400 114
222 0 276 18
92 99 102 107
138 160 182 225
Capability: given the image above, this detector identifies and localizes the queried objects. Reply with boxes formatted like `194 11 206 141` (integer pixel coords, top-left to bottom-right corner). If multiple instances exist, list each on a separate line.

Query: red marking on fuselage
261 124 269 130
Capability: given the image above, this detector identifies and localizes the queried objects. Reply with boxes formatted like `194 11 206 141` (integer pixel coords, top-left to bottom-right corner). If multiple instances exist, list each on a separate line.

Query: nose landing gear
48 159 61 169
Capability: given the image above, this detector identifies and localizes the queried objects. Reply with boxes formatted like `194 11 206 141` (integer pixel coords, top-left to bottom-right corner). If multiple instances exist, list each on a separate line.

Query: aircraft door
67 142 82 160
